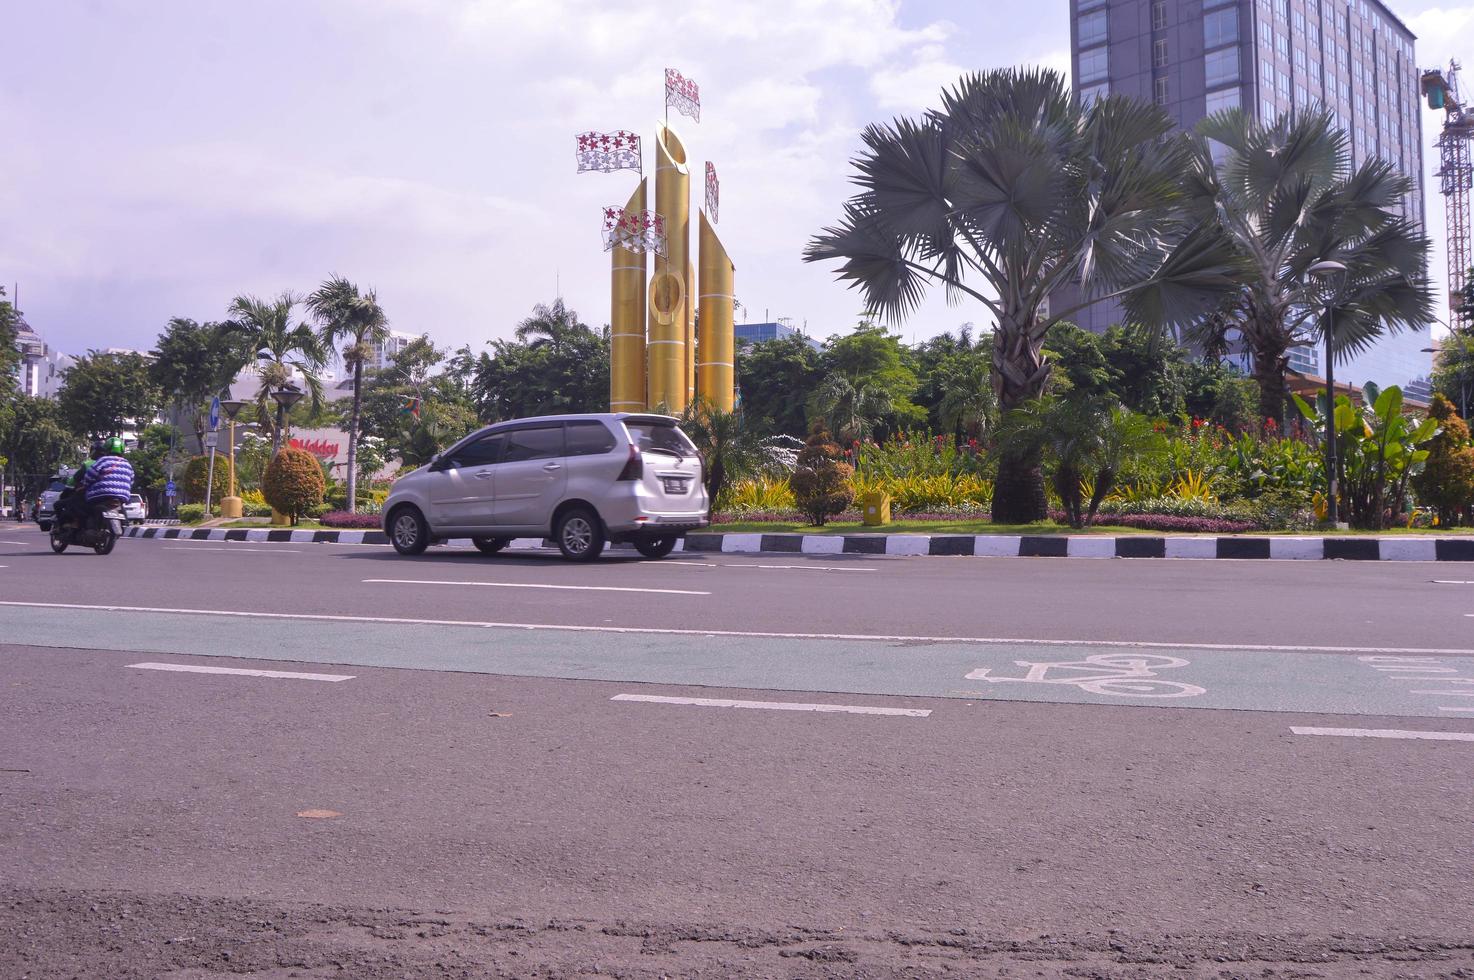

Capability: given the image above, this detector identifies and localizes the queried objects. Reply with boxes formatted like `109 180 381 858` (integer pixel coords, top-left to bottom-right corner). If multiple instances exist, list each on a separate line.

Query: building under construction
1422 62 1474 331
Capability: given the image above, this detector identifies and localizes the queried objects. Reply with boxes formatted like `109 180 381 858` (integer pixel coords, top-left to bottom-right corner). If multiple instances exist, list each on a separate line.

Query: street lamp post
219 399 246 519
1308 259 1349 528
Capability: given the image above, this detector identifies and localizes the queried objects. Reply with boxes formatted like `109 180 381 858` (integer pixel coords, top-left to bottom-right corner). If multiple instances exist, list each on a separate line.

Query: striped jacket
81 455 134 504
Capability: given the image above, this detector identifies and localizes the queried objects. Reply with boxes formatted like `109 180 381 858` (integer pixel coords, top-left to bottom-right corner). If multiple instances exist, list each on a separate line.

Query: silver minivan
382 413 708 561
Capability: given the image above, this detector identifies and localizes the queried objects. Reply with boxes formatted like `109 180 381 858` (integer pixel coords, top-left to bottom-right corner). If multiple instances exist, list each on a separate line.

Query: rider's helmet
92 437 125 458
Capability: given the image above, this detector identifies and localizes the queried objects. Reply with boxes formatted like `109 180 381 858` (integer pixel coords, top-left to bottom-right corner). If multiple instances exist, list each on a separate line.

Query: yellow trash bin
861 492 891 526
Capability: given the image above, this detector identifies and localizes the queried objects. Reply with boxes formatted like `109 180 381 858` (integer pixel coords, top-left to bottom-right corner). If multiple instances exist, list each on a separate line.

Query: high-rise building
13 320 75 399
1065 0 1432 393
369 331 422 373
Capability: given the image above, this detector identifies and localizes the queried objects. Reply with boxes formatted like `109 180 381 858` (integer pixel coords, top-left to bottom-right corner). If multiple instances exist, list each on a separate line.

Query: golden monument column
697 210 736 412
686 260 698 405
609 179 648 413
647 122 690 412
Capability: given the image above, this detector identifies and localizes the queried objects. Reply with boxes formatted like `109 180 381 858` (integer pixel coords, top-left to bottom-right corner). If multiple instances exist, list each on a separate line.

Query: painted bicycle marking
965 653 1207 699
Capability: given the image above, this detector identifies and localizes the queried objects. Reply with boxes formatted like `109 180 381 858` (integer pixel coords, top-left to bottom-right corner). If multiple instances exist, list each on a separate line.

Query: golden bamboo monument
647 122 691 412
609 179 648 413
697 209 735 411
686 259 697 405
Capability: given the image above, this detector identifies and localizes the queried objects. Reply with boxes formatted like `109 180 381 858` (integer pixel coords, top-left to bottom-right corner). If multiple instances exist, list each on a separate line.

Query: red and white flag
665 68 700 123
705 162 719 223
575 131 642 174
602 206 667 256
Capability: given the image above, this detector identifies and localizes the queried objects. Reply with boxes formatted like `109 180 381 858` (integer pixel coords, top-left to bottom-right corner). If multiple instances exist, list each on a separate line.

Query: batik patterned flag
665 68 700 122
602 206 667 256
575 131 642 174
705 162 719 222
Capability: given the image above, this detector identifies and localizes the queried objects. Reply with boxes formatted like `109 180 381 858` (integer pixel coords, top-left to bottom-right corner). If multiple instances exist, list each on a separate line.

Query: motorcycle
47 492 125 555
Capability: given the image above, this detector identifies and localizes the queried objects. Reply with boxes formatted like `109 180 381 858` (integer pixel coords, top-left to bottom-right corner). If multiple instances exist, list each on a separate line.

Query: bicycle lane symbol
964 653 1208 699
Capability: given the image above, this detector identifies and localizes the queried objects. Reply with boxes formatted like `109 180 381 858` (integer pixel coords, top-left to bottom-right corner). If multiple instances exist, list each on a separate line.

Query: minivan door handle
542 462 562 472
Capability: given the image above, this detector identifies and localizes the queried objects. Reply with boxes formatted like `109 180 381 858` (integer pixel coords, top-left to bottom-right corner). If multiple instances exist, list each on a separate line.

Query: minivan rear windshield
624 421 697 458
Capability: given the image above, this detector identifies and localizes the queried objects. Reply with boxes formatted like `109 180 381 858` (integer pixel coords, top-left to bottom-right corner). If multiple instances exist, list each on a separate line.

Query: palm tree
1185 109 1435 425
809 373 893 445
678 401 765 518
513 299 595 354
307 276 389 513
805 67 1239 522
225 293 326 454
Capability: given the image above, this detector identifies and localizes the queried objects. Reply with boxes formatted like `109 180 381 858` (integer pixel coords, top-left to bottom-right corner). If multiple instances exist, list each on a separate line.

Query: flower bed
712 509 1255 534
319 510 383 529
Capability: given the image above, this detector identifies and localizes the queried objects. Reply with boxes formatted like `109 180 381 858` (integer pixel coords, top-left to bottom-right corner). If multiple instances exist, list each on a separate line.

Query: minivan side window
564 420 617 457
501 425 563 462
441 434 503 469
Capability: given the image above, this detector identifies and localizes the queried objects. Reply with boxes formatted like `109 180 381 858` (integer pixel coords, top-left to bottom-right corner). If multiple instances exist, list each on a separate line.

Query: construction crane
1423 61 1474 330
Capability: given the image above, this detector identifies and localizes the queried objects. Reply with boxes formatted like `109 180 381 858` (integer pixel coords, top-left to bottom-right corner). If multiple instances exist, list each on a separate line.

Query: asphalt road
2 525 1473 977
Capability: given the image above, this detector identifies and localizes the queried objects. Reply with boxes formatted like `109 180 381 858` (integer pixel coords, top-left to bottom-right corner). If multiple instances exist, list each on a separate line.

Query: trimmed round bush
262 447 326 525
789 427 855 527
182 455 229 505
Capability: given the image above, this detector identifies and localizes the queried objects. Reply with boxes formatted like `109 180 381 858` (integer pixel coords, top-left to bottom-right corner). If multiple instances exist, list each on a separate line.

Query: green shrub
237 488 273 517
789 427 854 526
181 455 229 504
1413 394 1474 526
177 503 205 524
262 447 326 525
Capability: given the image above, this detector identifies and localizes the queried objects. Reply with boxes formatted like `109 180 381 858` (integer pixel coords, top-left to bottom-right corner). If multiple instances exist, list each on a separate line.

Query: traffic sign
209 396 221 431
204 432 219 450
165 480 176 497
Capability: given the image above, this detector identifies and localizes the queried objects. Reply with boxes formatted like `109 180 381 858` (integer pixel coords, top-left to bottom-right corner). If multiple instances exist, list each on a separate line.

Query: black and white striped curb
123 525 548 549
124 525 1474 560
682 531 1474 561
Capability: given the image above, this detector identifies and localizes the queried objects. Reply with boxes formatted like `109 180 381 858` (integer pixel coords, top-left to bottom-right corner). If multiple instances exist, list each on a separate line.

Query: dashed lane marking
127 662 354 682
3 601 1472 654
362 578 711 596
1291 725 1474 742
611 693 931 717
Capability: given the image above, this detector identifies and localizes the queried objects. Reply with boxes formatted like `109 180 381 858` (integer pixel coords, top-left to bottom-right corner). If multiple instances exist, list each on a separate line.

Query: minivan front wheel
554 507 604 562
390 506 430 556
634 535 677 559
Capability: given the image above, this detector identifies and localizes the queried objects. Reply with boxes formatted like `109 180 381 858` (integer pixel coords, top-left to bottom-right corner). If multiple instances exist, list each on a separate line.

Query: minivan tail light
617 444 643 480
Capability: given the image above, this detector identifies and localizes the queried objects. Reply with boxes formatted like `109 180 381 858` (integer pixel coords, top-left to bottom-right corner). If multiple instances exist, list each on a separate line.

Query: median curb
124 525 1474 561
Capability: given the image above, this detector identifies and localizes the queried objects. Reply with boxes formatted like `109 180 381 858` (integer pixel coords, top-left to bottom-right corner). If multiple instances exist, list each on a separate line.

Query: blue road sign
209 397 221 431
165 481 177 497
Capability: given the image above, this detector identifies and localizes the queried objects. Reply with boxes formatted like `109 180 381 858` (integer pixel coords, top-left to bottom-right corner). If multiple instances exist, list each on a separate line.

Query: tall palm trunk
347 359 362 513
1251 336 1291 430
990 319 1050 524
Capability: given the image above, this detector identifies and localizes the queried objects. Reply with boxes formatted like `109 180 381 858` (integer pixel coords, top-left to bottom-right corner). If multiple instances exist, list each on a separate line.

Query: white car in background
123 494 147 525
382 413 709 561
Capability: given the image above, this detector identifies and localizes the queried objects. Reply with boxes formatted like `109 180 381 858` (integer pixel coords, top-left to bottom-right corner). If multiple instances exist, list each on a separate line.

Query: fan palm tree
513 299 595 354
805 67 1240 521
808 373 893 445
1184 109 1435 425
678 401 765 518
307 276 389 513
225 293 326 454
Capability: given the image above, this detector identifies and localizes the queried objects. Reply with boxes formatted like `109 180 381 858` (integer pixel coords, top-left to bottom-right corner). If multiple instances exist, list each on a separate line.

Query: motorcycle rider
56 438 134 530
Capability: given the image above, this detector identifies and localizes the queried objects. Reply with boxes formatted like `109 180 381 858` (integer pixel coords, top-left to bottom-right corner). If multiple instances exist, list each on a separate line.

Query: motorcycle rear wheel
50 530 67 553
93 532 116 555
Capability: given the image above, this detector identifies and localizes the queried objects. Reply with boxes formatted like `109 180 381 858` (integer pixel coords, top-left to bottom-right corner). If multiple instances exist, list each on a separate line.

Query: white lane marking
611 693 930 717
637 560 719 567
1412 690 1474 697
0 540 31 545
1433 580 1474 584
753 564 876 572
164 546 302 553
1292 726 1474 742
362 578 710 596
4 601 1474 655
127 662 354 682
1439 707 1474 712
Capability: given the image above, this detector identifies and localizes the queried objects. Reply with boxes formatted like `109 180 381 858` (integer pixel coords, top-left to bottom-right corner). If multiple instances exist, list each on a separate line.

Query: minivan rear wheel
389 506 430 556
472 536 510 555
554 507 604 562
634 535 677 559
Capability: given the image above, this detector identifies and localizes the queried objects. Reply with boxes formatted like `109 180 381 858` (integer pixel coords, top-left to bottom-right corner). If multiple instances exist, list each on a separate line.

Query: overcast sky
3 0 1471 362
